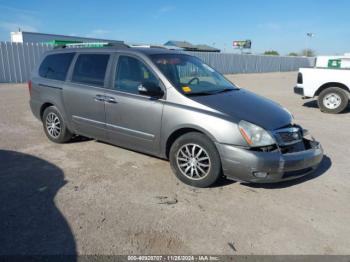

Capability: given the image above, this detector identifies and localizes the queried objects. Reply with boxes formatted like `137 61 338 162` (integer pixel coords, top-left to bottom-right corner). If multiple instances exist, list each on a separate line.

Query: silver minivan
29 45 323 187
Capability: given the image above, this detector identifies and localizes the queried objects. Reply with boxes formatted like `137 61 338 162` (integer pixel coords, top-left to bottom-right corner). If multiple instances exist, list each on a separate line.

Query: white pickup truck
295 56 350 114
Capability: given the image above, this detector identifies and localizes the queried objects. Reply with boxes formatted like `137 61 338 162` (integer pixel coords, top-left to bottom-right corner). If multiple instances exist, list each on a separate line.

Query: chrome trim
105 88 166 101
72 115 154 140
105 96 117 103
106 123 155 140
38 83 63 90
275 127 300 133
72 115 105 128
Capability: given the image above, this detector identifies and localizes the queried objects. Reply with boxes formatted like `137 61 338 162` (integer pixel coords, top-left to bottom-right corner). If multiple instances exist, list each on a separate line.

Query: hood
190 89 292 131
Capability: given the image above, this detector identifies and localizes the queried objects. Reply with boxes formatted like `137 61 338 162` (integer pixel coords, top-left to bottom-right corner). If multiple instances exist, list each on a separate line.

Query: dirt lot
1 72 349 255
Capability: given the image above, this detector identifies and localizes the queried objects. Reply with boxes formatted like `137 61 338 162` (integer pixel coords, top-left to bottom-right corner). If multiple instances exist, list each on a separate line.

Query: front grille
274 127 302 146
279 131 301 143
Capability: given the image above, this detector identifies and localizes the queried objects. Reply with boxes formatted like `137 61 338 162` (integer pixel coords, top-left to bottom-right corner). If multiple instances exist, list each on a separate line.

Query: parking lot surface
1 72 349 255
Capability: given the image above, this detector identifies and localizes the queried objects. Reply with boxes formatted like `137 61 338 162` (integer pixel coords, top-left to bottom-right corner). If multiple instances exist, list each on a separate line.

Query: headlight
238 120 276 147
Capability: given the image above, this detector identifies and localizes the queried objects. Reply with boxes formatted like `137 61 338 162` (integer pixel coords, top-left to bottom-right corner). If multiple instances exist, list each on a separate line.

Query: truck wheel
43 106 73 143
318 87 349 114
169 132 222 188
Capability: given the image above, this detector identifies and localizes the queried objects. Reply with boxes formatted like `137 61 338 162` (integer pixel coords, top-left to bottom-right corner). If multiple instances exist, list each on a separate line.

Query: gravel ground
0 72 349 255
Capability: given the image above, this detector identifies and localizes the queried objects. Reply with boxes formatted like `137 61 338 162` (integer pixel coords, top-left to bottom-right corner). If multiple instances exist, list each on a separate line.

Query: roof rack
53 41 129 49
127 43 167 49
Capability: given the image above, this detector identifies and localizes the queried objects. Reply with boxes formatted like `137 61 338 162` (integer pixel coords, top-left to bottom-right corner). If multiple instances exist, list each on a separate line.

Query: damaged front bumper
216 138 323 183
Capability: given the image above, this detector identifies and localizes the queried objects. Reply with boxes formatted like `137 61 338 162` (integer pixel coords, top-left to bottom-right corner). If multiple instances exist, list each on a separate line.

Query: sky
0 0 349 55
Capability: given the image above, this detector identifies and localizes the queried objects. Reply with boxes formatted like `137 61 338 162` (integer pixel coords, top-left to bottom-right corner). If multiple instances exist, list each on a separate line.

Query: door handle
94 94 105 102
105 96 117 104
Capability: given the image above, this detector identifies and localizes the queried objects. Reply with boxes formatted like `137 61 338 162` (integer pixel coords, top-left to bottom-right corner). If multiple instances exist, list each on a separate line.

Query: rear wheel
318 87 349 114
169 132 222 188
43 106 73 143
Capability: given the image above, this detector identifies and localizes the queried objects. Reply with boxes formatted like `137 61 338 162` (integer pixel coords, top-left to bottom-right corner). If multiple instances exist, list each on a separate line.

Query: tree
301 49 316 57
264 50 279 56
288 52 299 57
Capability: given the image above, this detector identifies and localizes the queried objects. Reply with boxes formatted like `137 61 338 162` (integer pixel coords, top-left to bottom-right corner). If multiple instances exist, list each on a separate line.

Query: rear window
72 54 110 86
39 53 74 81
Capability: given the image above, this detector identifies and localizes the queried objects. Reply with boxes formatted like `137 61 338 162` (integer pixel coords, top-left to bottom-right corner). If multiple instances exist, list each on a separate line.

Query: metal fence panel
0 42 7 82
0 42 54 83
188 51 315 75
0 41 316 83
23 43 32 81
7 42 17 82
17 43 26 82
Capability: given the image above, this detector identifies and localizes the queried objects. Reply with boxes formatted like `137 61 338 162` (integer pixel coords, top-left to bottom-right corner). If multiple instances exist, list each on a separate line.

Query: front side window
151 54 238 95
39 53 74 81
115 55 158 94
72 54 109 86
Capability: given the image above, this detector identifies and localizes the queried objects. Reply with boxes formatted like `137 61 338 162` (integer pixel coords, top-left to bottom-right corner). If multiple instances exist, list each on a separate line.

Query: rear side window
39 53 74 81
72 54 109 86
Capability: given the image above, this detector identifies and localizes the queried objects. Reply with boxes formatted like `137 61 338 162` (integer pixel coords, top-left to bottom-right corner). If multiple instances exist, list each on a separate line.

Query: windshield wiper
185 91 214 96
212 88 238 94
185 88 238 96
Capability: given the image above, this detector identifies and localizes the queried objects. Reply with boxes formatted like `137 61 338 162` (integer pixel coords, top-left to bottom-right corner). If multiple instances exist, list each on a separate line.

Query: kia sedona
29 44 323 187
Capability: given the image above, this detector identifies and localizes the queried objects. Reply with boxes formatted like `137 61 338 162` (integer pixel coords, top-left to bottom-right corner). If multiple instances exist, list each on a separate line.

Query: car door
104 54 165 155
63 52 111 140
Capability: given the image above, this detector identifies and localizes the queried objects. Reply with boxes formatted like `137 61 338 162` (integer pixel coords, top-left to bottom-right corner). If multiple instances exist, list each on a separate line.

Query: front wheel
318 87 349 114
169 132 222 188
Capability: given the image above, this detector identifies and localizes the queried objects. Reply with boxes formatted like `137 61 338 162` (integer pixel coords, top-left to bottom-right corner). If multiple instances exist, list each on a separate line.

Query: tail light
28 80 32 97
297 73 303 84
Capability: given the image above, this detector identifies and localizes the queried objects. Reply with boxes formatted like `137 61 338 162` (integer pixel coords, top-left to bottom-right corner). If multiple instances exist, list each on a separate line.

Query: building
10 31 123 44
164 41 197 51
9 31 220 52
164 40 220 52
195 44 221 52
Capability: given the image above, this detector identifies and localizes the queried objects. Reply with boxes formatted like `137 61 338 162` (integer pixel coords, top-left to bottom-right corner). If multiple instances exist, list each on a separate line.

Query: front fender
160 103 247 157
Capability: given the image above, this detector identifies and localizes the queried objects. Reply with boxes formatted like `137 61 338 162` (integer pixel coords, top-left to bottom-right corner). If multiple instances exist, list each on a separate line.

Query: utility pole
306 33 315 56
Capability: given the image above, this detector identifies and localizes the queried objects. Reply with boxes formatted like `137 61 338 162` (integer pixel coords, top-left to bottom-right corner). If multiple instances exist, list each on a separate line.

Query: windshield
150 54 238 95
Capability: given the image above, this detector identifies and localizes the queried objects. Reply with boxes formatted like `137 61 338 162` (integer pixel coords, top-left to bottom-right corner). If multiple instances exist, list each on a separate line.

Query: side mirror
138 82 164 98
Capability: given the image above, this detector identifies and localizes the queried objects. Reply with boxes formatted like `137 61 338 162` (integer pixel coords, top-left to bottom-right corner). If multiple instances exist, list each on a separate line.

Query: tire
169 132 222 188
42 106 73 143
318 87 349 114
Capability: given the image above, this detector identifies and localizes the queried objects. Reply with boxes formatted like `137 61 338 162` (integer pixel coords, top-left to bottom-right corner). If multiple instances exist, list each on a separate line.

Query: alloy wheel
176 143 211 180
46 112 61 138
